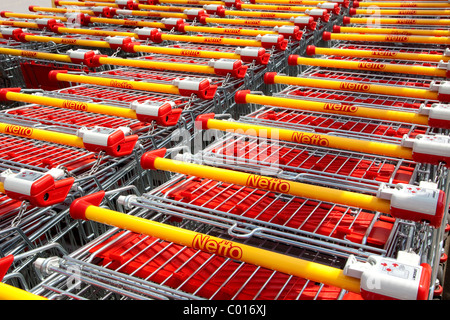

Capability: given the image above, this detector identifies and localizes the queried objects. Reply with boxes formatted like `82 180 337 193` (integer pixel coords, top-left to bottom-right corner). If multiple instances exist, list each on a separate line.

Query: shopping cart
15 186 434 300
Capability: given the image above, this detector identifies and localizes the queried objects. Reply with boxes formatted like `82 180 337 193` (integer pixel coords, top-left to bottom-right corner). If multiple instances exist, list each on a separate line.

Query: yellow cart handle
250 0 346 4
0 104 138 157
69 191 362 294
87 16 165 28
0 283 47 300
0 121 85 149
196 113 414 160
28 5 94 15
0 88 183 127
142 148 393 214
0 47 73 64
323 31 450 45
217 9 310 18
305 45 450 62
152 31 287 50
288 55 449 78
343 17 450 26
333 25 450 37
48 70 218 100
353 1 450 8
350 8 450 15
139 147 446 230
200 16 295 27
21 34 112 49
264 72 441 101
234 90 431 126
0 11 65 20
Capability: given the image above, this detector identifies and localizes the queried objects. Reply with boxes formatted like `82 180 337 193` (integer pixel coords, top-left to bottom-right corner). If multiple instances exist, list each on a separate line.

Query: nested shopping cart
16 129 442 300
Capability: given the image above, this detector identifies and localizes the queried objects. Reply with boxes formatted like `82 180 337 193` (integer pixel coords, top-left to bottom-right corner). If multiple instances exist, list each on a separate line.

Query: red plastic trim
48 70 68 83
333 25 341 33
140 148 167 170
195 113 215 130
70 191 106 221
0 255 14 281
0 88 21 101
306 45 316 56
322 31 332 41
343 16 351 24
263 72 277 84
288 55 299 66
234 90 250 104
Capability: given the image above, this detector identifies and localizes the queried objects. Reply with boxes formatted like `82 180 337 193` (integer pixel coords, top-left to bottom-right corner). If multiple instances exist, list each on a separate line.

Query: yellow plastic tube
55 27 136 38
159 33 264 47
54 0 118 7
0 47 73 63
143 155 392 214
2 90 138 120
351 8 450 15
324 32 450 45
116 9 187 19
0 21 40 29
218 9 308 18
75 201 361 294
251 0 333 4
238 3 313 11
96 56 216 75
337 26 450 37
0 11 68 21
132 45 241 60
344 17 450 26
50 72 183 96
265 73 440 100
0 283 47 300
87 17 165 29
183 25 277 37
0 122 85 148
21 34 111 49
203 16 294 27
29 6 94 14
157 0 225 4
354 2 450 7
239 92 430 125
292 56 448 77
308 46 450 62
201 117 415 160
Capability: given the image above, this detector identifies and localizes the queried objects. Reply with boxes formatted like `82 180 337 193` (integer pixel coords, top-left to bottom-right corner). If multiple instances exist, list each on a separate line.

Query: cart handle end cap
235 90 250 104
70 191 106 221
349 8 356 16
306 45 316 56
195 113 216 130
288 55 299 66
264 72 277 84
352 1 359 8
0 11 11 18
199 15 208 24
48 70 68 83
0 255 14 282
322 31 332 41
333 25 341 33
140 148 167 170
0 88 21 101
343 16 351 25
28 5 36 11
